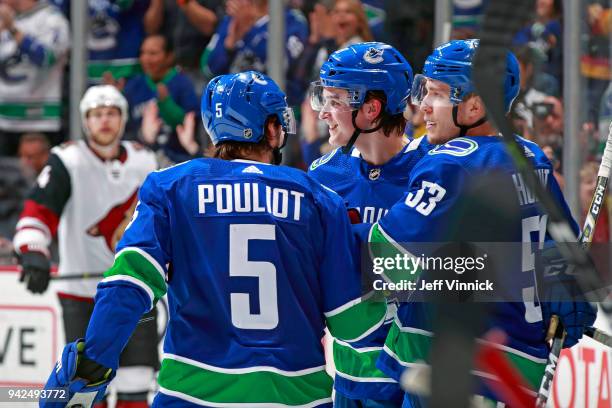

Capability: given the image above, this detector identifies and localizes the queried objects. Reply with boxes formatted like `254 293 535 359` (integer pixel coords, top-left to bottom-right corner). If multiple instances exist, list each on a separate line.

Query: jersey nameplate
428 138 478 157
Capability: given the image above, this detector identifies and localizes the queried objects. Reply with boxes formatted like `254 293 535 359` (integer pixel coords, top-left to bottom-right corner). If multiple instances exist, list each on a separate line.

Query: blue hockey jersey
201 9 309 106
82 158 387 407
308 137 433 400
370 135 579 403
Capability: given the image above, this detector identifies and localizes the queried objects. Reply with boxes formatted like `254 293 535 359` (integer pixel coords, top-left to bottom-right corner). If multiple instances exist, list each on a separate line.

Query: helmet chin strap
270 128 289 165
341 110 384 154
452 105 487 137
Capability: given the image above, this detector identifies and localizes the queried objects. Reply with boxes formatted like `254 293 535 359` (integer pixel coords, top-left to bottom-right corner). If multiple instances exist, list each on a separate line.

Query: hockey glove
40 340 114 408
19 251 51 294
538 247 598 348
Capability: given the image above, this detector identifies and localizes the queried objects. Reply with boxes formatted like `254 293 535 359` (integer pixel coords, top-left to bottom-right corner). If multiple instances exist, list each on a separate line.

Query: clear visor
280 107 297 135
411 74 455 108
309 81 359 112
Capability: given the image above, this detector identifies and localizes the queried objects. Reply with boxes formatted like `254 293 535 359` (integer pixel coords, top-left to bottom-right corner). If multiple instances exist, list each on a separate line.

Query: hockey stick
579 122 612 248
535 122 612 407
535 316 565 407
472 2 610 407
51 272 106 280
585 326 612 348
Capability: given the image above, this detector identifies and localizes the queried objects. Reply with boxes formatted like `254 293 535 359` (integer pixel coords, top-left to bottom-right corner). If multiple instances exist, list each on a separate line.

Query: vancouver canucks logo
244 128 253 139
369 168 381 180
363 47 384 64
251 73 268 85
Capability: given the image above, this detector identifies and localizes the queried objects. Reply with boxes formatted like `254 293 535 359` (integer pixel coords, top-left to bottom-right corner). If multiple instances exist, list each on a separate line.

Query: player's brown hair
208 116 280 161
365 90 407 137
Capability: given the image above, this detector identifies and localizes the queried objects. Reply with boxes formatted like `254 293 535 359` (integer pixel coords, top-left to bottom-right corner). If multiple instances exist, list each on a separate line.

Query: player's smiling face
86 106 123 146
419 78 460 145
318 87 357 147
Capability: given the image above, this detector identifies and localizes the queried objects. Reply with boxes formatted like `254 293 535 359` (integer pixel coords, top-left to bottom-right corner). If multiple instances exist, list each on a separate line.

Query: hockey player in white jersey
14 85 158 408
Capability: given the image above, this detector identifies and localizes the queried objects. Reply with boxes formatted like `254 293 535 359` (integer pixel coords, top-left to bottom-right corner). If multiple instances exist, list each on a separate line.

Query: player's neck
88 140 121 161
355 131 406 166
240 150 274 164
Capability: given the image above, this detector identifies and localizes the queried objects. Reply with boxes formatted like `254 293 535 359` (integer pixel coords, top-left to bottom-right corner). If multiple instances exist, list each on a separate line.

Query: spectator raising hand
123 33 200 163
102 72 127 92
0 4 16 33
201 0 309 106
0 0 69 156
141 101 162 145
176 112 200 156
308 3 334 45
224 0 258 50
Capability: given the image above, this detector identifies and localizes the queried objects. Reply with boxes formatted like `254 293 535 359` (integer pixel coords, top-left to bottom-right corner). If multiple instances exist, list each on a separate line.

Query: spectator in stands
144 0 223 92
201 0 308 106
511 46 555 138
0 157 29 243
380 0 433 73
451 0 487 40
583 0 611 123
86 0 158 84
297 0 373 166
533 95 564 153
18 132 50 180
542 145 564 190
0 0 69 156
121 34 200 164
513 0 563 86
580 160 610 243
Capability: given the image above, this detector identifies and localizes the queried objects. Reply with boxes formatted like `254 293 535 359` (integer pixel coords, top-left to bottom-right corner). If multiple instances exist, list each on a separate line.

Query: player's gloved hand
18 251 51 294
537 246 598 348
347 207 362 224
40 340 115 408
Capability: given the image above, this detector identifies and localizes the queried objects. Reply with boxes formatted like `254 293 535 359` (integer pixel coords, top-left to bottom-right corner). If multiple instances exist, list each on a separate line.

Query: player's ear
466 95 485 120
364 98 383 121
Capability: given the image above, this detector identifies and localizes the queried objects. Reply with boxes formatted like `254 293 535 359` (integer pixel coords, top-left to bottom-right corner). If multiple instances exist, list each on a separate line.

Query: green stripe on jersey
385 321 545 390
88 61 142 81
369 223 422 283
158 356 333 406
0 103 61 120
104 249 167 303
333 340 393 381
325 294 386 342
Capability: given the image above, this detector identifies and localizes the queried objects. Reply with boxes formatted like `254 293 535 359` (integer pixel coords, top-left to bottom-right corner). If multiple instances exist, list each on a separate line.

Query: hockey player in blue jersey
369 39 597 406
308 42 433 407
39 71 387 408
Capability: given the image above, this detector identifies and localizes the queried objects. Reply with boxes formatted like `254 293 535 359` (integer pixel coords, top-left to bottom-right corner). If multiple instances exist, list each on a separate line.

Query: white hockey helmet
79 85 129 136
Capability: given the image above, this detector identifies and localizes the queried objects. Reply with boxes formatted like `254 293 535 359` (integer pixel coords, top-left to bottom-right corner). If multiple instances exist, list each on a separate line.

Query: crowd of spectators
0 0 611 251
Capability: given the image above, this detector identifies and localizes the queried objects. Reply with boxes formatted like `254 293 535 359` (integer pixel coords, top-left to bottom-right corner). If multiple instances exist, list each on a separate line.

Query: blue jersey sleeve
83 172 170 369
316 187 387 343
201 16 231 77
376 157 471 244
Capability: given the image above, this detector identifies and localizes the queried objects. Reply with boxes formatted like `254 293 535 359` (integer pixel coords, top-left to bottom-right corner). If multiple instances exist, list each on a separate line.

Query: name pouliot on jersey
197 181 304 221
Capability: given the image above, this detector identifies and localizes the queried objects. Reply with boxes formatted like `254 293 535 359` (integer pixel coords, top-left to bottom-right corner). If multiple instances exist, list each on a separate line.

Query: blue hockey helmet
412 39 520 113
201 71 296 146
311 42 413 115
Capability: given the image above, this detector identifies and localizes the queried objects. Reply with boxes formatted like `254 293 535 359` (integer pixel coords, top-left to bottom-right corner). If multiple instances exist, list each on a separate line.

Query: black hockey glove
19 251 51 294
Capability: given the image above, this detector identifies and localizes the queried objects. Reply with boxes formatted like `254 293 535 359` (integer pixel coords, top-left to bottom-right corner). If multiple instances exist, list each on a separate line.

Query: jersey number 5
521 215 547 323
229 224 279 330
